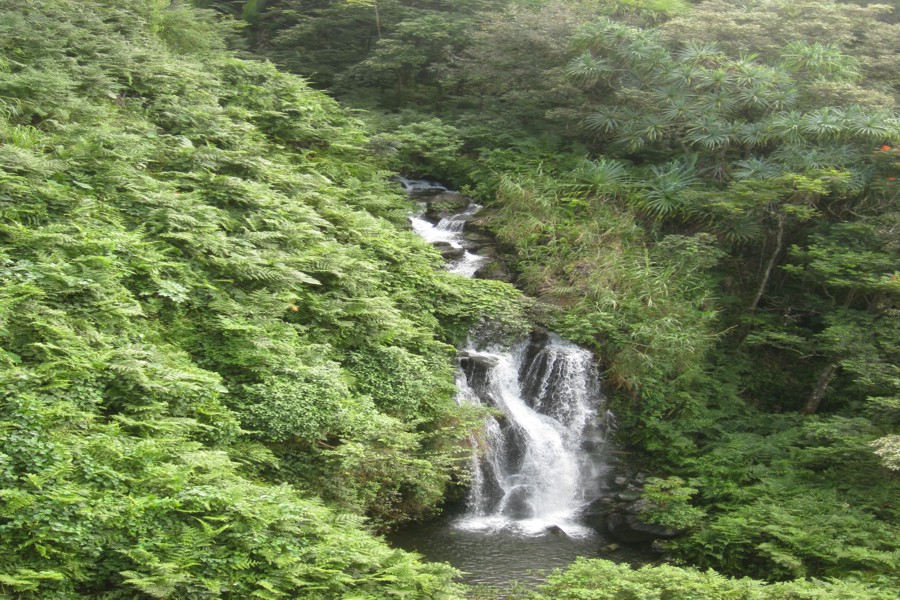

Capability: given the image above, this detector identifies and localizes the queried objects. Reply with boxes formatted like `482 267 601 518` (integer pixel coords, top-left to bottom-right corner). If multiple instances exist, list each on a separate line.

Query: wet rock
578 496 616 532
501 487 533 519
461 230 495 250
530 326 552 344
614 491 641 502
432 241 464 260
425 192 471 220
544 525 568 537
606 512 685 544
472 244 501 258
459 351 500 370
601 543 620 553
624 498 653 515
474 258 512 282
613 476 629 488
651 539 671 554
398 179 447 197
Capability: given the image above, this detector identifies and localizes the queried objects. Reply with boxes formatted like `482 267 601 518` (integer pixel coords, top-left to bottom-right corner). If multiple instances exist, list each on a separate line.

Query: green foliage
530 558 897 600
640 476 705 530
369 118 466 179
21 0 897 596
0 0 536 595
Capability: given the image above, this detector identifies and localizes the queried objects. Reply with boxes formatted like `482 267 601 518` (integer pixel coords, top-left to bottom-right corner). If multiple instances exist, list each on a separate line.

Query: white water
456 338 606 538
402 179 609 539
397 177 448 193
409 204 488 277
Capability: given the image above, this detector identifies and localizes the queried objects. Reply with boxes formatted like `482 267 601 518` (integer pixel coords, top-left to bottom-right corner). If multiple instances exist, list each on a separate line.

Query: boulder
458 351 500 370
474 258 512 282
606 512 685 544
432 241 464 260
614 491 641 502
500 486 533 519
578 496 617 532
461 230 495 250
543 525 568 537
425 192 471 220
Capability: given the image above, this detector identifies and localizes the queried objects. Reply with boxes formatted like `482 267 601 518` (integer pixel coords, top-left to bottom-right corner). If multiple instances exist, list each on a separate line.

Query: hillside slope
0 1 525 597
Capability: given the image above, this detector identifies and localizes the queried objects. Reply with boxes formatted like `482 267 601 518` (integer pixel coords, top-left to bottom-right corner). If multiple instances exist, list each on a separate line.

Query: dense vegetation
0 1 528 597
2 0 898 598
223 0 899 595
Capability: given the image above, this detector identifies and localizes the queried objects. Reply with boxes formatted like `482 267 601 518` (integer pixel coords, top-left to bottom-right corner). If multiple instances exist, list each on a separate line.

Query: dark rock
402 183 447 197
432 241 464 259
530 326 552 344
458 351 500 370
474 258 512 282
615 491 641 502
425 192 471 220
501 486 533 519
651 539 671 554
624 498 653 515
471 244 500 257
606 512 686 544
601 543 620 553
578 496 617 532
461 232 495 251
543 525 568 537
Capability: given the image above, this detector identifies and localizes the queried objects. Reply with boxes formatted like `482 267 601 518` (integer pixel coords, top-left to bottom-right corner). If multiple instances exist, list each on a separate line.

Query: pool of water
388 514 650 588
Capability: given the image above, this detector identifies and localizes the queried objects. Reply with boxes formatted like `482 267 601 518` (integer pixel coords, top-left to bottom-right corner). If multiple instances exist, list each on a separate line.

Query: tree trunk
801 362 838 415
374 2 382 39
749 212 784 312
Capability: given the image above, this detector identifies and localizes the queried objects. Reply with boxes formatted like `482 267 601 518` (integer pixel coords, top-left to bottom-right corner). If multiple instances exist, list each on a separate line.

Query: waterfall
405 180 610 537
457 335 608 537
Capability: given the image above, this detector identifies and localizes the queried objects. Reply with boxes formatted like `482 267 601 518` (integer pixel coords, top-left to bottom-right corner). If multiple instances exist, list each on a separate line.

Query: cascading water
456 335 609 537
402 178 611 538
389 178 645 587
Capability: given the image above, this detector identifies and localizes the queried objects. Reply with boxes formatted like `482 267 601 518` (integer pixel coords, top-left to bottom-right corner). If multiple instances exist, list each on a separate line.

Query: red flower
881 145 892 151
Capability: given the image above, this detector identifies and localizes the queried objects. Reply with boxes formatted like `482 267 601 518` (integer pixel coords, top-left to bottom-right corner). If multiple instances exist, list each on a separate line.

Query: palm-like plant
566 52 616 86
676 41 725 67
767 111 807 145
767 87 799 112
780 42 860 82
570 18 633 55
801 107 847 140
659 94 700 123
634 160 698 218
585 107 628 134
737 121 769 147
695 67 736 93
696 90 738 116
571 158 631 197
736 83 777 111
685 117 737 150
733 157 780 180
844 107 900 141
714 212 765 245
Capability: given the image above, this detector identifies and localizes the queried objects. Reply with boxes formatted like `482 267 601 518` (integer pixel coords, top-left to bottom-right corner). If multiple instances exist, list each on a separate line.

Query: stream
389 179 649 587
